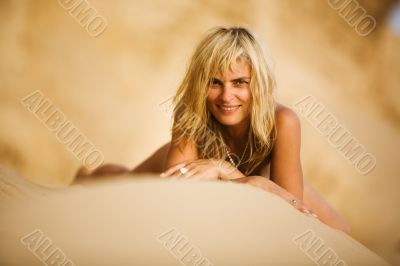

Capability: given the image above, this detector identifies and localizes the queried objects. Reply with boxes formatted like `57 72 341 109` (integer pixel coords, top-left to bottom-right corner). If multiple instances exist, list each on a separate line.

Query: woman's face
207 60 252 128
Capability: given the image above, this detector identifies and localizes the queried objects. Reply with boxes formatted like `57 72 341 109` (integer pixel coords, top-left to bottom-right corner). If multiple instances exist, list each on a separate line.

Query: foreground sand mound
0 174 389 265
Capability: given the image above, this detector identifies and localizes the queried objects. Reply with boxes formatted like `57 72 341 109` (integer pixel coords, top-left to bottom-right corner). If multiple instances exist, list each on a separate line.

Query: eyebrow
212 77 250 82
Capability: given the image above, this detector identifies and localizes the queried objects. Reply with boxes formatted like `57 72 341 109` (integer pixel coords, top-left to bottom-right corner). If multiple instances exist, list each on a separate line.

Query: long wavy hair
172 26 277 175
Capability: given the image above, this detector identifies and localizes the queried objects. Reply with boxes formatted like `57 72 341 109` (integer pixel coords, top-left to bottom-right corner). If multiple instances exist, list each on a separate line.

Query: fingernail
160 173 165 177
312 213 318 218
303 209 311 215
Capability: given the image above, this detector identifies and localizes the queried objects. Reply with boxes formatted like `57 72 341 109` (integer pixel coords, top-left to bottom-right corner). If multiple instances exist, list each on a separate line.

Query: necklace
223 141 249 168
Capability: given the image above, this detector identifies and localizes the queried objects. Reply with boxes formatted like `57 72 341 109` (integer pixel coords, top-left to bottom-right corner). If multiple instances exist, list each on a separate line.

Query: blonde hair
172 26 277 175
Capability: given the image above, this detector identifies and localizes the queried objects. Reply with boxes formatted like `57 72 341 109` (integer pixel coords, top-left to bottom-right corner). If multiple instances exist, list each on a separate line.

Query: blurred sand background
0 0 399 264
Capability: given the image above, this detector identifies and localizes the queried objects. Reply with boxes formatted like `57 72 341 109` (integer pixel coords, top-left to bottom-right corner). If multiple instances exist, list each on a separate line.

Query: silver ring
291 199 297 206
179 167 189 175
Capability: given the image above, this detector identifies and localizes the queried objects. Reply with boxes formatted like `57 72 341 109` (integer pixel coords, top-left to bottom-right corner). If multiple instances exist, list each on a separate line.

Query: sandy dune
0 173 390 265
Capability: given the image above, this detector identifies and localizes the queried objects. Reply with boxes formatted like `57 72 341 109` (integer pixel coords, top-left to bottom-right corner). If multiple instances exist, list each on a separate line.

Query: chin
209 106 250 127
214 115 245 127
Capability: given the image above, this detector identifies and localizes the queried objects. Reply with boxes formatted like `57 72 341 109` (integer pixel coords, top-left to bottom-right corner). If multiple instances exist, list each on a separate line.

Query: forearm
231 176 350 234
232 175 310 213
75 164 130 179
218 160 246 180
303 181 350 234
233 175 296 198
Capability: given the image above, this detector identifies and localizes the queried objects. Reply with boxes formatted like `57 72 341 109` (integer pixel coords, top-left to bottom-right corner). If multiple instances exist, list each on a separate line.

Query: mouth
216 104 241 114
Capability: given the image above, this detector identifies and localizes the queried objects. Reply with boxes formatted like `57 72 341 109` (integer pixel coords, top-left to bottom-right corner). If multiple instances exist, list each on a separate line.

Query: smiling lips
217 104 241 114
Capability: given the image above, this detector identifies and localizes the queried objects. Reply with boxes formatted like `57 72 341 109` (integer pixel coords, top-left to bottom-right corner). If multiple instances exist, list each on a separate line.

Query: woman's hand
160 159 245 181
234 176 315 216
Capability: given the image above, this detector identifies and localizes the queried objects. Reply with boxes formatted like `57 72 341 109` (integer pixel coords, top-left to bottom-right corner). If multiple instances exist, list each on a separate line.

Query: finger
161 162 188 177
289 199 313 215
304 208 318 218
165 160 196 177
165 164 195 179
189 172 205 181
167 170 186 179
180 164 200 179
278 190 312 215
189 170 219 181
181 168 202 180
164 170 183 180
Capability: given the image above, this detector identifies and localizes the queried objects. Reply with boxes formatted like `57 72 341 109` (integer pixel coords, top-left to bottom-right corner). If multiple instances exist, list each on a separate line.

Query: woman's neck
224 120 250 150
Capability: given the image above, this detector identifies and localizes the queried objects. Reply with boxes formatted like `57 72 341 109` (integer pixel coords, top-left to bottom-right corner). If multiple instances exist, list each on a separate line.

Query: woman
76 26 350 233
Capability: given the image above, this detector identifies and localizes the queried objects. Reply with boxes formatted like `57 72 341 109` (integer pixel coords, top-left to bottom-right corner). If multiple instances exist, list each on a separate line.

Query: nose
220 86 234 102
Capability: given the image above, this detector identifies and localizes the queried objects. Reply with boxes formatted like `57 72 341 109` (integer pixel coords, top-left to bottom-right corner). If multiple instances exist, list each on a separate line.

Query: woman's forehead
213 59 251 79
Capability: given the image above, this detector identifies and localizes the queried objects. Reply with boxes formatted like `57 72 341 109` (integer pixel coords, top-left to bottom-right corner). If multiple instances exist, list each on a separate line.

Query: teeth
220 106 239 111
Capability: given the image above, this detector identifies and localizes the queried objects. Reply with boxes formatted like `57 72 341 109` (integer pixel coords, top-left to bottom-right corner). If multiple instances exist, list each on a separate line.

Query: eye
211 78 223 87
232 80 248 87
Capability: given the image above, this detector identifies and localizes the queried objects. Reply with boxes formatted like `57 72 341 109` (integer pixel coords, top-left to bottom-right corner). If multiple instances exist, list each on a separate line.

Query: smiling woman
166 27 276 179
75 26 350 234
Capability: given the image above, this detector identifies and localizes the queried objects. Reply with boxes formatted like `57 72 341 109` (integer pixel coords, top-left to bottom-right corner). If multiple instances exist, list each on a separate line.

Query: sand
0 172 389 265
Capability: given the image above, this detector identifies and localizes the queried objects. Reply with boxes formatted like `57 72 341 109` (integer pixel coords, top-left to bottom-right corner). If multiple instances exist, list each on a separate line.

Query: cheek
239 89 252 105
207 90 218 103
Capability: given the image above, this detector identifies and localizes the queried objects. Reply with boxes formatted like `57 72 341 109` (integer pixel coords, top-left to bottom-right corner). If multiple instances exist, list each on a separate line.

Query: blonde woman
76 26 350 233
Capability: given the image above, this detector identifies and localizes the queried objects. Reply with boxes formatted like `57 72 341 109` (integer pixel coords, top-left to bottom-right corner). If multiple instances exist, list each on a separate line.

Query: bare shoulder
255 104 301 176
275 103 301 130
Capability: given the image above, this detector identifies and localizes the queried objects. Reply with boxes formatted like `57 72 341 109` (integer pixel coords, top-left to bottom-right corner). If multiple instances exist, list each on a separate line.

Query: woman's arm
75 142 172 180
263 104 350 233
232 175 311 213
163 138 199 171
233 175 350 233
303 181 351 233
269 105 304 200
74 164 130 182
130 142 171 173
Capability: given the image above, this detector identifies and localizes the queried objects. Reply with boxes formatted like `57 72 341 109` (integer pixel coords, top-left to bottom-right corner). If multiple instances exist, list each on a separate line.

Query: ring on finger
179 167 189 176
